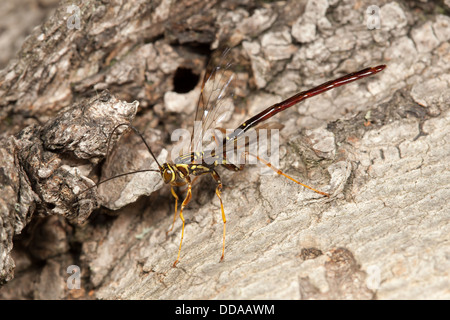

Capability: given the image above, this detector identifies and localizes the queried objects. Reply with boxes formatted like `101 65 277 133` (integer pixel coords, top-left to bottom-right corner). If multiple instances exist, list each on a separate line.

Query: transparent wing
190 48 235 154
220 122 284 165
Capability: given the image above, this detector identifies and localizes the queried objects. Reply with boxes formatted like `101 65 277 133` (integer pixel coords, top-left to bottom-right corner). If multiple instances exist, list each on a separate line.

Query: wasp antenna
107 123 163 170
75 169 161 199
95 169 161 188
70 125 163 206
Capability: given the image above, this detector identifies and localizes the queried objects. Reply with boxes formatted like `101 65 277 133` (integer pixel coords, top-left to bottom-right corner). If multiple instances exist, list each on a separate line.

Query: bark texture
0 0 449 299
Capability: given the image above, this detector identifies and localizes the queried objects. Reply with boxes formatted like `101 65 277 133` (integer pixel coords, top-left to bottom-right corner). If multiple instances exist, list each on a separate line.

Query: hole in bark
173 67 199 93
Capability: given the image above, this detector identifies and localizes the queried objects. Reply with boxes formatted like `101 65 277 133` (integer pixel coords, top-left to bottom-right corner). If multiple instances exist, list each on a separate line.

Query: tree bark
0 0 448 299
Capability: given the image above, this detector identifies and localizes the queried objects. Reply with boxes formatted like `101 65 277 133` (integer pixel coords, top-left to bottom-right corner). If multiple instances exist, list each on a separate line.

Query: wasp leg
211 170 226 262
190 175 200 186
245 152 329 197
167 181 188 236
166 187 179 236
168 176 202 234
173 179 192 267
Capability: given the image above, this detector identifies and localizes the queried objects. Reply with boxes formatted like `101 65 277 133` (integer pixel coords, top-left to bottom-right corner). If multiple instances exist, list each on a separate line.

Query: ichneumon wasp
79 49 386 267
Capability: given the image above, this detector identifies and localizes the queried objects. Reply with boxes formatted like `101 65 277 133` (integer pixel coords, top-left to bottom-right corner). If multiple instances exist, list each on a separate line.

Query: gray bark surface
0 0 448 299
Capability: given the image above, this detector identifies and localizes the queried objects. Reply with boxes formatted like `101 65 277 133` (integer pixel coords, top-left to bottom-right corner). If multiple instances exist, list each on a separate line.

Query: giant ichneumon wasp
80 48 385 267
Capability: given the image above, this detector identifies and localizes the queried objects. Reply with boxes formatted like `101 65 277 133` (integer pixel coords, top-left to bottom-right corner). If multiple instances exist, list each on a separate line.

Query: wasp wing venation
190 48 236 155
213 122 284 166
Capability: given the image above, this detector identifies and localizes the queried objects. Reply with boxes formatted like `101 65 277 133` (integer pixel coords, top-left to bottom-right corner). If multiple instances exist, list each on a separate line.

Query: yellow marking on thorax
175 164 190 178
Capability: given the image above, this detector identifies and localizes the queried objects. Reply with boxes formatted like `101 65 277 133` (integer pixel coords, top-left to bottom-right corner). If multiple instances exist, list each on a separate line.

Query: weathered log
0 0 449 300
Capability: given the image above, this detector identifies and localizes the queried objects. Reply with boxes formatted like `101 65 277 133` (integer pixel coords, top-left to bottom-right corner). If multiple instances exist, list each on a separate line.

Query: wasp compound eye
163 169 174 183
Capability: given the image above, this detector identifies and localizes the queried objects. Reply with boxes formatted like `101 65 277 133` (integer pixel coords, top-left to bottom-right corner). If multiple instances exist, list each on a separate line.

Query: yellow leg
190 175 200 186
167 177 200 236
166 187 179 235
211 170 226 262
173 182 192 267
246 152 329 197
216 186 226 262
